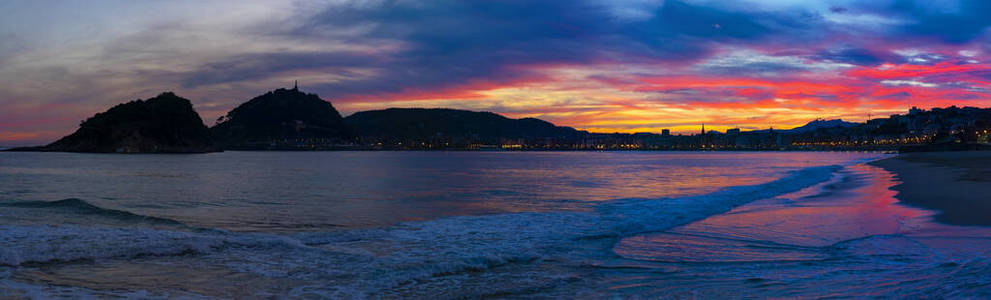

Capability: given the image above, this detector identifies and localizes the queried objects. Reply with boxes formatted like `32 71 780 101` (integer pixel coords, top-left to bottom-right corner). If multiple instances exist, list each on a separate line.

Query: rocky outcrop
36 92 218 153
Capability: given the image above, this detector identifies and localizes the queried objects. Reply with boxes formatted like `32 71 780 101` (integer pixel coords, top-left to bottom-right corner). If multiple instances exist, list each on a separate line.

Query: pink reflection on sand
614 163 946 262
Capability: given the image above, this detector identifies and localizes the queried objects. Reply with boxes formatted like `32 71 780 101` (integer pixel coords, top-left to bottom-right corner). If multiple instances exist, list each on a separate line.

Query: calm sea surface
2 151 990 298
0 151 876 231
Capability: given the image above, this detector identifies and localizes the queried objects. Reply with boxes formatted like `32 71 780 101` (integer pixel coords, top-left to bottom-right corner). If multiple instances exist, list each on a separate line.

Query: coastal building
699 124 708 148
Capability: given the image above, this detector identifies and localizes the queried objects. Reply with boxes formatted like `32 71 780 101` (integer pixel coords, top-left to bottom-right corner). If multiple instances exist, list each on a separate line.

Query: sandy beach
870 151 991 226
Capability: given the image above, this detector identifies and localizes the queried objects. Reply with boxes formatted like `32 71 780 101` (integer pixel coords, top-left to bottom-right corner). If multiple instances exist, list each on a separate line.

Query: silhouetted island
8 85 991 152
210 86 353 150
345 108 583 148
10 92 218 153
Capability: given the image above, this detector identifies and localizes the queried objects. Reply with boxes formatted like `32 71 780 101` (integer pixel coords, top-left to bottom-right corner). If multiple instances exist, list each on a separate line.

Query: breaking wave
0 198 184 226
0 164 844 297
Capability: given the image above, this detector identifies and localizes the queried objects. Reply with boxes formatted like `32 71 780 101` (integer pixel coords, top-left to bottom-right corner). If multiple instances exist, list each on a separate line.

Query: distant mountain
19 92 218 153
211 87 352 149
344 108 583 143
786 119 858 133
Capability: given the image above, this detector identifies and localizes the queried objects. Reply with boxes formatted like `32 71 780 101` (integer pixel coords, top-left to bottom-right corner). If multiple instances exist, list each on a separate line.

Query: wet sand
870 151 991 226
607 162 991 297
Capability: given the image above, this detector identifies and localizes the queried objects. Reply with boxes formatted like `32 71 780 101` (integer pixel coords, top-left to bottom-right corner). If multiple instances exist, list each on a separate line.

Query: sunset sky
2 0 991 146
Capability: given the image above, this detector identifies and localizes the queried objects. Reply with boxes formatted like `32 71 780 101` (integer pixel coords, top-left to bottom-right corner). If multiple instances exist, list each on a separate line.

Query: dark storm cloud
177 0 818 99
873 0 991 44
636 1 771 40
181 51 383 88
699 62 809 77
901 1 991 44
815 48 896 66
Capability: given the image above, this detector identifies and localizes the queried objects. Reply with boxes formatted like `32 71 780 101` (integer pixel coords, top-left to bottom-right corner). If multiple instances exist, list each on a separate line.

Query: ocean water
1 151 989 298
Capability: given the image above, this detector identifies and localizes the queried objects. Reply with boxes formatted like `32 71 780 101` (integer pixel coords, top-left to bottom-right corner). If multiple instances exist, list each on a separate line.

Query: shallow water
1 151 873 231
2 151 989 298
607 164 991 297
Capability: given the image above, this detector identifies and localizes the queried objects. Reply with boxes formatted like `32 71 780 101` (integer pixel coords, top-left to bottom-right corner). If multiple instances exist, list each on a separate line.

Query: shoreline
869 151 991 226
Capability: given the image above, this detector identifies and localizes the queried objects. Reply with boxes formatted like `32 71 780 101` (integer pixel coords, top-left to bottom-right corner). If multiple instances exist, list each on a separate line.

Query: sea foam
0 225 223 266
1 164 844 297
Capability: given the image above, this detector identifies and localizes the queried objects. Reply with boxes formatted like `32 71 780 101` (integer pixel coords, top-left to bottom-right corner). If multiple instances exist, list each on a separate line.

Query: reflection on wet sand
610 163 991 297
